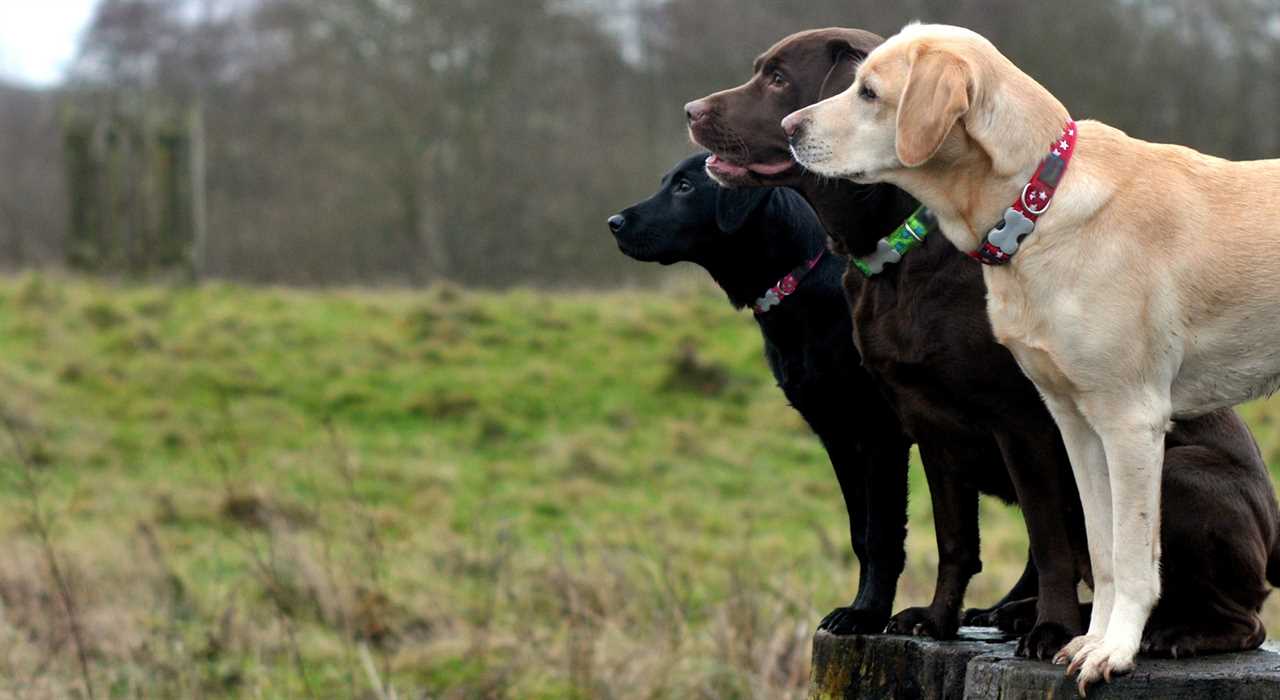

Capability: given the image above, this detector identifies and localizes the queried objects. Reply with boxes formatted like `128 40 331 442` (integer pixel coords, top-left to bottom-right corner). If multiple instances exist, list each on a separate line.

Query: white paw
1067 636 1137 696
1052 633 1097 666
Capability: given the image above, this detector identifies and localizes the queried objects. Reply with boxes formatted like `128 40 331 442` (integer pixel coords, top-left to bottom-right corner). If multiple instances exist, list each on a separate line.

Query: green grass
1 273 1279 699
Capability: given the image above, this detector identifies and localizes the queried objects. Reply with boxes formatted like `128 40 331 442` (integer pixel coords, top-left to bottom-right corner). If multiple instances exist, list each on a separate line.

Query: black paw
963 596 1037 632
885 606 959 640
1016 621 1075 660
1141 625 1205 659
990 597 1038 636
961 606 999 628
818 607 890 636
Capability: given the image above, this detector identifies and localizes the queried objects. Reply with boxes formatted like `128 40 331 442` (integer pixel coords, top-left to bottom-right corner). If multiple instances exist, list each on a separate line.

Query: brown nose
685 99 711 124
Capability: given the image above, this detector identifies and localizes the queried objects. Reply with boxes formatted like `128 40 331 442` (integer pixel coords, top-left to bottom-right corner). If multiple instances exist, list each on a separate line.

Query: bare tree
0 0 1268 286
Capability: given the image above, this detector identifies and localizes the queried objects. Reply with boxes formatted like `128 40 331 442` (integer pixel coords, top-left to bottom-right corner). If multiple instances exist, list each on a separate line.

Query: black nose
608 214 625 233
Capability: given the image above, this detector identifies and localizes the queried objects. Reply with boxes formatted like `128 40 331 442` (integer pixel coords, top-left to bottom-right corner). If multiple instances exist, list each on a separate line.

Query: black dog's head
608 152 772 265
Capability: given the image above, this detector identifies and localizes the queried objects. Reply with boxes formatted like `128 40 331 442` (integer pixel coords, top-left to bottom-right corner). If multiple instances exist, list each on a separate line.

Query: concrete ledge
809 628 1280 699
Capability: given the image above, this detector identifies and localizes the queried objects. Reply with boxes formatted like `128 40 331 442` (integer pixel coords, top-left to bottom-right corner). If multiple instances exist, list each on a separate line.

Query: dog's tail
1267 531 1280 588
1267 523 1280 588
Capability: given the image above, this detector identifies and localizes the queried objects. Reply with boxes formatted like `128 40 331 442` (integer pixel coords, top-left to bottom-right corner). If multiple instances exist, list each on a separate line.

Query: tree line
2 0 1278 287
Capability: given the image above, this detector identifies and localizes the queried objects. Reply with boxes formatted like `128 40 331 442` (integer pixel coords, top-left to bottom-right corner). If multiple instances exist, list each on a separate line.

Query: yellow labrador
783 22 1280 693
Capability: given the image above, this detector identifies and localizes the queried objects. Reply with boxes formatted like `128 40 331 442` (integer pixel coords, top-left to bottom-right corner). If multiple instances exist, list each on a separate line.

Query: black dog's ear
818 41 867 100
716 186 771 233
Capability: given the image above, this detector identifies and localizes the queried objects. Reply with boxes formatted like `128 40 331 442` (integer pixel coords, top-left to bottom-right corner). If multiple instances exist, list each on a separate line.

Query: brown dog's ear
895 50 971 168
818 41 866 100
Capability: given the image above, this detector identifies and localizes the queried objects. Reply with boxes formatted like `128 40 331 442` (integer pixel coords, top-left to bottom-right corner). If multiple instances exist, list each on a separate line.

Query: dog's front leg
992 430 1083 660
885 441 980 639
817 434 911 634
1039 396 1114 668
1069 401 1167 693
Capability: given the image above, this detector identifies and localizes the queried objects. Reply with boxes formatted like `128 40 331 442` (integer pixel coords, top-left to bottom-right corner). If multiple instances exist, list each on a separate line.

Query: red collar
970 119 1078 265
753 249 825 314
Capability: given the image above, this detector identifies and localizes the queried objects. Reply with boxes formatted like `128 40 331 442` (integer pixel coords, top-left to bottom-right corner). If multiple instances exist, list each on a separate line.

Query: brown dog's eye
858 84 877 101
770 71 787 88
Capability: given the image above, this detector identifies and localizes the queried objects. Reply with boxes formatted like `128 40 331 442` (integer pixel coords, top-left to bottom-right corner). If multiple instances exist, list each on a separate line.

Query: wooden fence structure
62 107 206 278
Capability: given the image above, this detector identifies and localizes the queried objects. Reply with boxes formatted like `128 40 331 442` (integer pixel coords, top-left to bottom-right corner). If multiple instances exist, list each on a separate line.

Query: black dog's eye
770 70 787 88
858 84 878 101
673 179 694 195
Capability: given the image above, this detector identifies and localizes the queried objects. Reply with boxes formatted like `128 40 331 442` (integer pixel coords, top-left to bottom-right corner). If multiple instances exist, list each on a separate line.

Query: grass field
2 274 1280 699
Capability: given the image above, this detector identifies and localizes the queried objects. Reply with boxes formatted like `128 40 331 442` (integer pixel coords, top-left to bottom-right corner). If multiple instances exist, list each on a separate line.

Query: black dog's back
610 154 912 633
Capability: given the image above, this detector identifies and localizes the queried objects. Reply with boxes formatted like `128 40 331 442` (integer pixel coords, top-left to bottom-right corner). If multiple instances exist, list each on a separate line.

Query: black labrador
609 153 913 634
685 26 1280 658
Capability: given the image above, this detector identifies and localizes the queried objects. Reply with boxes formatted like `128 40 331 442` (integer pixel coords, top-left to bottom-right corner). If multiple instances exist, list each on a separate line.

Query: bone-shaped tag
987 208 1035 256
756 288 781 312
858 238 905 275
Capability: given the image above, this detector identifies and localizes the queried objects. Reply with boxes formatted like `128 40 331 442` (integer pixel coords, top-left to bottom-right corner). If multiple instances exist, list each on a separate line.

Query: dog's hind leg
1143 443 1272 658
1069 396 1170 693
1143 603 1265 658
1142 617 1266 658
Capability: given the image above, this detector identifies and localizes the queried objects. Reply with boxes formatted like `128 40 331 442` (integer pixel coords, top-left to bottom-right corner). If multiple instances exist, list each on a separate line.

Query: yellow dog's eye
858 84 878 101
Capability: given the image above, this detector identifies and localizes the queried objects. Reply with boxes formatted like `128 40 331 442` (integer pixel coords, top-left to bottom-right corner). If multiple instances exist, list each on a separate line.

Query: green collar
852 207 937 277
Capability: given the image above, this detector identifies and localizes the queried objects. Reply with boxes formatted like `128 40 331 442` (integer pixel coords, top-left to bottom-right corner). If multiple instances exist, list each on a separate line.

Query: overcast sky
0 1 100 86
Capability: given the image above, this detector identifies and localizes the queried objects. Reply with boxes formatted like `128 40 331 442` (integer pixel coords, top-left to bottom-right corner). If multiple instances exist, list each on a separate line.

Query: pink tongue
747 160 794 175
706 154 749 177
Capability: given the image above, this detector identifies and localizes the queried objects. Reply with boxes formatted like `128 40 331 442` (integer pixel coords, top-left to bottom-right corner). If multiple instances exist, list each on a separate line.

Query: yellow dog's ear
895 50 970 167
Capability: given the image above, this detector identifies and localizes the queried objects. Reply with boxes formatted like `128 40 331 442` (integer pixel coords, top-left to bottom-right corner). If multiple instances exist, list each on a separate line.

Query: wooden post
809 629 1280 699
188 105 207 280
63 120 99 270
62 105 206 278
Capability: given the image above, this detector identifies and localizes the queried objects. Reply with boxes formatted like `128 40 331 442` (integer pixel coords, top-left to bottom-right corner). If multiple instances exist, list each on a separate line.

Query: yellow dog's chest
984 278 1079 396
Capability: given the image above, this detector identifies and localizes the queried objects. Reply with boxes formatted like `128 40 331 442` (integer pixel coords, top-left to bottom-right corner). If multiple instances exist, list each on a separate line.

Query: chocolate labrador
609 153 913 635
686 27 1280 660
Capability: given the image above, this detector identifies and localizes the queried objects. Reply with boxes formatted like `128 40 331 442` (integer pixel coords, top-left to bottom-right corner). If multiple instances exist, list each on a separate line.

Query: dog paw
1052 633 1097 666
817 607 889 636
964 597 1037 634
1141 625 1213 659
961 605 998 628
1016 621 1075 660
885 606 959 640
991 598 1038 635
1067 636 1136 696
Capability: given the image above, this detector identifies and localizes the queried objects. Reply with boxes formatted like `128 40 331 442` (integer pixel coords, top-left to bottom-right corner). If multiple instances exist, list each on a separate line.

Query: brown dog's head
685 28 886 188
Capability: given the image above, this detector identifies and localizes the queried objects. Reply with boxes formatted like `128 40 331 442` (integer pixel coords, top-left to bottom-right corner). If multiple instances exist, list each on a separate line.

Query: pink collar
970 119 1078 265
753 249 825 314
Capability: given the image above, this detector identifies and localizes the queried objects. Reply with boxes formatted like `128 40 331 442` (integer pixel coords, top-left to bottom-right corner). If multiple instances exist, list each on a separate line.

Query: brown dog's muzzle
685 99 712 125
685 89 798 186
